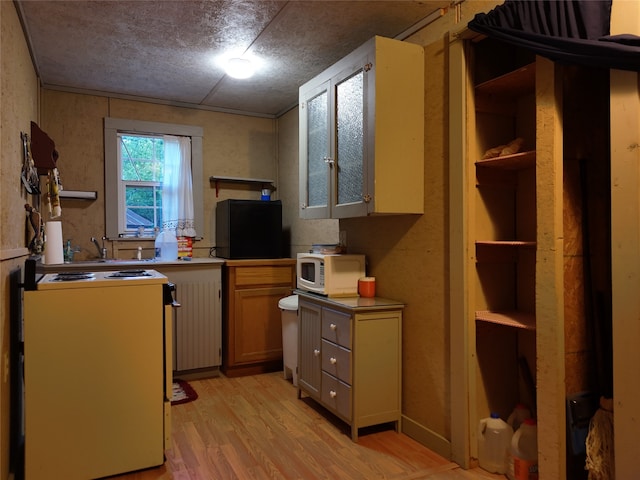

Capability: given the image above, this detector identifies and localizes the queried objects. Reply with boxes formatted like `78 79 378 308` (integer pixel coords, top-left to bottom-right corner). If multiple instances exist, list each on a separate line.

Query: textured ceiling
16 0 449 118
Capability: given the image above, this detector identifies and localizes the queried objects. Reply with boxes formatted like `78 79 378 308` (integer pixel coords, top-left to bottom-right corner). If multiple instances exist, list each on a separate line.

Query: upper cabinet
299 36 425 219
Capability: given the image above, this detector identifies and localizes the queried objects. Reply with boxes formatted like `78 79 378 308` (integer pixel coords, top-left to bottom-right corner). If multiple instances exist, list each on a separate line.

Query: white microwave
297 253 366 297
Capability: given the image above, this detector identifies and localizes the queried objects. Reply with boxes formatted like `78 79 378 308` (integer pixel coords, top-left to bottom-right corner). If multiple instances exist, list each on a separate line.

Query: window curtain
162 135 197 237
468 0 640 72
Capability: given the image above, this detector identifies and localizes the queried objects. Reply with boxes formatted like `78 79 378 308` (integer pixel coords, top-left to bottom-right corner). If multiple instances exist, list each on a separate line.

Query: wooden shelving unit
469 38 538 434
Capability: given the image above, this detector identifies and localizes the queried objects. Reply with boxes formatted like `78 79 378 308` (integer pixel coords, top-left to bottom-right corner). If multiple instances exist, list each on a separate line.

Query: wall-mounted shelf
475 310 536 330
59 190 98 200
209 176 275 198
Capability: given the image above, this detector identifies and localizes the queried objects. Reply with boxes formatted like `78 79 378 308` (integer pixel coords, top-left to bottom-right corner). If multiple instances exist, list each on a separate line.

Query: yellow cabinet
222 259 296 377
297 292 403 441
299 35 424 219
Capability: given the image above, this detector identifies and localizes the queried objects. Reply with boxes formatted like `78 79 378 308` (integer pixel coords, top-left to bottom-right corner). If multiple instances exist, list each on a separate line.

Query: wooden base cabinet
297 292 403 441
222 259 296 377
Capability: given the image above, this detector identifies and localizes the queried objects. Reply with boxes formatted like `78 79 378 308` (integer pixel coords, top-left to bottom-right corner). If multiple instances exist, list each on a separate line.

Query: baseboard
173 366 220 381
401 414 453 461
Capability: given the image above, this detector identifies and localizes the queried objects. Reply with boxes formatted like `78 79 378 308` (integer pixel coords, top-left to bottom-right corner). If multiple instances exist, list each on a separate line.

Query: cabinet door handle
329 390 337 398
330 357 337 365
313 349 320 357
323 157 335 166
330 323 337 331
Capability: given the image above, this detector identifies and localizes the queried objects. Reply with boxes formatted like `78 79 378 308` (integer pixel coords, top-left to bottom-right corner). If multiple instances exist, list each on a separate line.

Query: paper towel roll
44 221 64 264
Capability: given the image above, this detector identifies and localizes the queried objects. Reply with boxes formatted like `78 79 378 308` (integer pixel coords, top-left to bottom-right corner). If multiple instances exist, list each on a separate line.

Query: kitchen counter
294 289 405 311
37 257 225 273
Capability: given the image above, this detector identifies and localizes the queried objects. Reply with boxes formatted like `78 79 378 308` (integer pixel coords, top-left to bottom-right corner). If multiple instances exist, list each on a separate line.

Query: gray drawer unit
321 372 352 420
297 292 404 441
321 339 352 384
321 308 351 347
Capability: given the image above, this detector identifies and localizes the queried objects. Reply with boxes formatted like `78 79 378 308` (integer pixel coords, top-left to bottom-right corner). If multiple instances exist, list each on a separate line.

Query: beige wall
0 2 505 478
39 91 339 261
40 91 283 260
0 2 40 478
5 1 638 479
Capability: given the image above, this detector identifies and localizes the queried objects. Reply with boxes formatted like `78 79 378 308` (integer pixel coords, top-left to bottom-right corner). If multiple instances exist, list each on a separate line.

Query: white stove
36 269 167 289
23 267 172 479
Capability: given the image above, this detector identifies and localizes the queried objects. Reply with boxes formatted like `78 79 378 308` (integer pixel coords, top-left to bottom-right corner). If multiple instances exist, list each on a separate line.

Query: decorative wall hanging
30 121 58 174
21 132 40 195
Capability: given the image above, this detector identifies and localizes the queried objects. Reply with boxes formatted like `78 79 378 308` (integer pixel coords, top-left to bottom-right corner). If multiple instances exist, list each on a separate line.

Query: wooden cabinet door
298 299 322 399
230 286 290 365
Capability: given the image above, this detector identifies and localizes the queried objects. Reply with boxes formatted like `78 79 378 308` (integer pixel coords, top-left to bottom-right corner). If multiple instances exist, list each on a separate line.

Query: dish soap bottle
155 228 178 261
63 239 74 263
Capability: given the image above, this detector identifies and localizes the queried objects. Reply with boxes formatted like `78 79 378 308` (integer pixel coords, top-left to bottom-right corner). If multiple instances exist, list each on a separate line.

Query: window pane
126 185 155 206
336 71 364 205
126 208 155 229
120 135 164 182
307 90 329 208
125 184 162 231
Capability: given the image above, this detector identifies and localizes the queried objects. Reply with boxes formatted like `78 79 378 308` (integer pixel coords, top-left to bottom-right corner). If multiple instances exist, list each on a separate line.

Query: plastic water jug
508 418 538 480
155 228 178 261
478 412 513 474
508 403 532 432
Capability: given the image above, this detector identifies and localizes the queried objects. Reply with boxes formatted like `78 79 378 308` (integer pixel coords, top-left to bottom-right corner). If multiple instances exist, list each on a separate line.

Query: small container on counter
358 277 376 298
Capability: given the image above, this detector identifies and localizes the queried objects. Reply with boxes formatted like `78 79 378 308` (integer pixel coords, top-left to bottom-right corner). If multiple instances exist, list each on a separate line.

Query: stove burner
107 269 151 278
53 273 95 281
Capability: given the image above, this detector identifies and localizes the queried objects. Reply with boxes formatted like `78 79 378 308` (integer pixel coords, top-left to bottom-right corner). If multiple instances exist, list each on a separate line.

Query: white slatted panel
174 279 220 371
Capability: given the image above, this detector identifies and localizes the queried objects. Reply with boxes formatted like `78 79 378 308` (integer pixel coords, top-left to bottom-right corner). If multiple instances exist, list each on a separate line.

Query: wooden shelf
476 151 536 170
475 63 535 98
476 240 536 247
59 190 97 200
209 176 275 197
475 310 535 330
475 241 536 263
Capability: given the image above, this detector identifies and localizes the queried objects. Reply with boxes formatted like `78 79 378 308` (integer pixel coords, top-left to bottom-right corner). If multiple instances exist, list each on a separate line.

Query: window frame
104 117 204 239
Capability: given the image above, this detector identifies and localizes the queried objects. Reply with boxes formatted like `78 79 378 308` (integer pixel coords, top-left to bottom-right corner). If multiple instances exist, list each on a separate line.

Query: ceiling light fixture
225 57 254 79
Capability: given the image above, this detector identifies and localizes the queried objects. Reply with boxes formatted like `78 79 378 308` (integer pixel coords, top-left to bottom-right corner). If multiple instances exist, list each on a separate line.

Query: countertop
294 289 405 311
223 258 296 266
37 257 226 273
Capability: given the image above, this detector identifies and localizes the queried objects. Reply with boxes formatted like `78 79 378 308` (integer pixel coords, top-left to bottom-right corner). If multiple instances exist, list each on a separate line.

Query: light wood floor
112 372 504 480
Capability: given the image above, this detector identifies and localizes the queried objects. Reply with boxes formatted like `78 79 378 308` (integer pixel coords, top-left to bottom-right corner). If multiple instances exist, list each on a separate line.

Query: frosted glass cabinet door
335 69 365 216
299 36 424 219
299 81 331 219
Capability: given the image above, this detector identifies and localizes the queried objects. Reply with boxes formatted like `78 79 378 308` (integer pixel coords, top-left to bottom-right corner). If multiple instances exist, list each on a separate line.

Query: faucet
91 236 108 259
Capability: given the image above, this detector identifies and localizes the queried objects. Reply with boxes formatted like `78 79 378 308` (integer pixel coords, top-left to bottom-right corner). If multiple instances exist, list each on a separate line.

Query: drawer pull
330 323 337 331
330 357 337 365
329 390 337 398
313 349 320 357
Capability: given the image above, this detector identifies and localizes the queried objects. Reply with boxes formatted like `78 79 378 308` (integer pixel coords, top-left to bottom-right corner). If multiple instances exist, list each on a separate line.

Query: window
120 134 164 233
104 118 204 239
